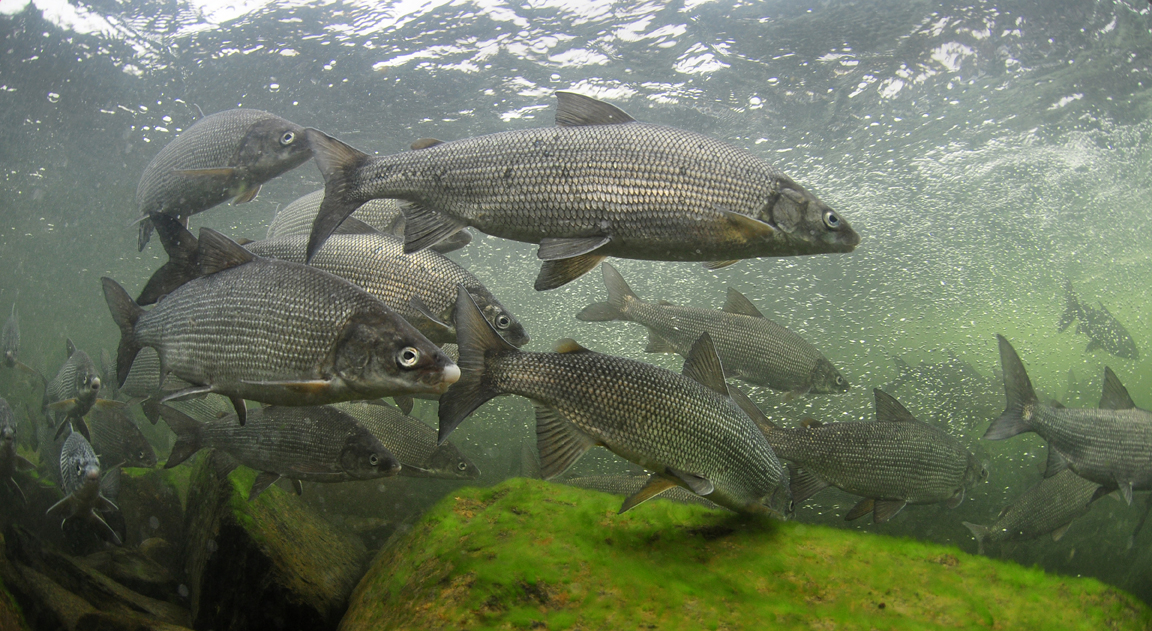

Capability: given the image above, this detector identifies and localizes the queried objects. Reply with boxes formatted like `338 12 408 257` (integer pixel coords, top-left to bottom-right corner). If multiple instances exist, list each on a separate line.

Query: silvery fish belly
986 334 1152 504
963 470 1100 552
578 263 847 396
245 233 528 347
135 108 312 250
102 230 459 422
439 287 790 517
334 401 480 480
765 389 986 523
305 92 859 290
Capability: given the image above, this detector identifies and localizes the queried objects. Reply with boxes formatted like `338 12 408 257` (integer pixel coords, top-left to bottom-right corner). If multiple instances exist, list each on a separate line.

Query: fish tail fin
961 521 989 555
575 262 639 321
437 286 518 445
101 278 145 390
984 334 1038 440
137 213 201 305
1058 280 1079 333
157 405 203 468
304 128 372 262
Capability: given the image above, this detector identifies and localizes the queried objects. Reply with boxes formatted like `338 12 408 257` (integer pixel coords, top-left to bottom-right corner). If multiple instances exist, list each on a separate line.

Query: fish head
756 479 794 521
465 289 530 348
421 443 482 480
762 176 859 253
71 352 102 404
334 316 461 397
0 399 13 435
964 452 991 488
236 117 313 179
809 359 850 394
124 432 158 468
338 431 402 479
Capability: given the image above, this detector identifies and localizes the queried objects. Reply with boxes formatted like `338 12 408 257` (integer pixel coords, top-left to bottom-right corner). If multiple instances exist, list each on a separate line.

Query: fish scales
965 470 1099 549
334 401 479 479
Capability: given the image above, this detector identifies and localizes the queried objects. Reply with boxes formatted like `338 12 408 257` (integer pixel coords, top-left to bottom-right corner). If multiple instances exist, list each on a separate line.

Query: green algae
341 478 1151 631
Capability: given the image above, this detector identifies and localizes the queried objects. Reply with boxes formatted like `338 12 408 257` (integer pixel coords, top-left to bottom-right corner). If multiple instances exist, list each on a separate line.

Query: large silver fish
762 389 987 523
961 470 1101 555
42 339 122 441
439 287 791 517
333 401 479 480
135 109 312 250
102 228 460 425
984 334 1152 505
577 262 848 397
0 398 34 502
1059 281 1138 360
266 189 472 253
305 92 859 290
88 407 157 469
159 404 401 501
46 432 121 545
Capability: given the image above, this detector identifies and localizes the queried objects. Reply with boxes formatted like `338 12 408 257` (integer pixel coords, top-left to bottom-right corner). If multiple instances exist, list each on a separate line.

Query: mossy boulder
180 452 368 631
340 478 1151 631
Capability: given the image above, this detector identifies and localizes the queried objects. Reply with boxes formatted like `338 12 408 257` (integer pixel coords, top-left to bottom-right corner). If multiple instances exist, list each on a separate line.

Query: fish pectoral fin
227 395 247 426
1051 522 1073 542
95 494 119 513
618 474 679 514
872 499 906 524
1043 446 1069 478
534 254 607 291
703 260 740 271
46 495 74 518
232 183 261 204
392 395 414 416
788 466 830 504
555 91 636 127
644 332 677 354
409 296 452 330
681 333 729 397
47 398 78 413
534 403 598 479
719 209 775 239
722 288 765 318
88 511 123 545
1117 479 1135 505
1099 366 1136 410
6 479 26 505
173 167 238 178
844 498 874 521
160 386 216 403
536 236 611 261
93 399 126 410
665 468 714 496
401 202 467 254
945 487 965 509
249 472 282 502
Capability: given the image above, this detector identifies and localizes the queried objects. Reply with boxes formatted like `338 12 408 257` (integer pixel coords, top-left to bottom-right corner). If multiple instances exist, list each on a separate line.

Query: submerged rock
341 478 1151 630
180 452 368 631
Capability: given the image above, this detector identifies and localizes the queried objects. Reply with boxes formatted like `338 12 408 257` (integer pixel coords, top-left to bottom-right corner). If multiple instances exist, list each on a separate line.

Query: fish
577 262 848 397
304 91 859 290
1059 281 1138 359
2 303 38 378
961 470 1101 555
87 407 157 469
102 227 460 425
158 404 401 501
0 398 34 502
42 339 123 441
46 431 122 545
333 401 480 480
266 189 472 253
984 334 1152 505
438 286 791 517
117 347 196 404
139 213 528 348
761 389 988 523
135 108 312 250
560 475 726 511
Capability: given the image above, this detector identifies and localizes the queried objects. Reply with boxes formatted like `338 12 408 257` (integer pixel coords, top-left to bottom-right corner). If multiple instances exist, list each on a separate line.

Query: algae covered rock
341 478 1151 631
180 452 367 631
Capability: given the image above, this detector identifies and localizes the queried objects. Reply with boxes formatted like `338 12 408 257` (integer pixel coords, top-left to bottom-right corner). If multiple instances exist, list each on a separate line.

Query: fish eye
369 454 379 466
835 375 844 385
457 461 467 471
280 131 295 146
822 211 840 229
397 347 420 368
495 314 511 330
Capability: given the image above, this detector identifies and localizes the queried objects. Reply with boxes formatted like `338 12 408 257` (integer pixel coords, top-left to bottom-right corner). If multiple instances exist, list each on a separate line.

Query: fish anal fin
401 202 466 254
789 466 830 504
536 236 611 261
555 92 636 127
872 499 907 523
681 333 729 397
644 333 677 354
232 184 261 204
618 474 678 514
535 403 597 479
249 472 281 501
845 498 874 521
534 254 607 291
722 288 765 318
1044 447 1069 478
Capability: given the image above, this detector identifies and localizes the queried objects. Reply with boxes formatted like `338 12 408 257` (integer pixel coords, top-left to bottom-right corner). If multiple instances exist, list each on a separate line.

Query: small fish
42 339 123 441
266 189 472 253
305 92 858 290
88 407 157 469
577 262 848 397
46 432 121 545
1 303 38 378
962 470 1101 555
439 286 791 517
159 404 401 501
102 227 460 425
984 334 1152 505
334 401 479 480
0 398 34 502
135 109 312 250
1059 281 1138 359
762 389 988 523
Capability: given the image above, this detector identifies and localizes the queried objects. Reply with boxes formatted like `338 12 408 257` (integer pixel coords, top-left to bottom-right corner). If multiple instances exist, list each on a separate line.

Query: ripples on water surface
3 0 1152 605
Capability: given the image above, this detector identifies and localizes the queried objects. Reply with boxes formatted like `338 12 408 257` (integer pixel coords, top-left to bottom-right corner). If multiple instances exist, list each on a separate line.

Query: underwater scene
2 0 1152 628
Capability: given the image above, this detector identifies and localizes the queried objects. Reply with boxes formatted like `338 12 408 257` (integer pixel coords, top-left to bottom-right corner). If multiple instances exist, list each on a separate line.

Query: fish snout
84 464 100 482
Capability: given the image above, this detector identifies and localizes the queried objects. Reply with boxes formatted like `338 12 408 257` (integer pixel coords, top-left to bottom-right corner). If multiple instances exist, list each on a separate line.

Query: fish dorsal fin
66 338 76 357
198 228 256 275
555 91 636 127
722 288 765 318
410 138 444 150
1099 367 1136 410
682 333 729 398
873 389 916 422
801 417 823 429
554 338 592 354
